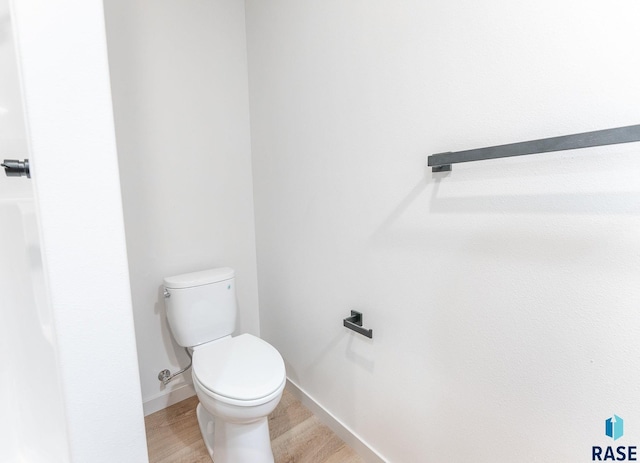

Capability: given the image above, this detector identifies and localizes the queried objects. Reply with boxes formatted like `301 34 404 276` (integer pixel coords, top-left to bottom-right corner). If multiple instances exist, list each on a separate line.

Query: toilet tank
163 268 236 347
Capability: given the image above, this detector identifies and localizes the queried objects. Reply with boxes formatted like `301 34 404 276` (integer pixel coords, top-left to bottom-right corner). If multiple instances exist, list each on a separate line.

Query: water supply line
2 159 30 178
158 347 192 386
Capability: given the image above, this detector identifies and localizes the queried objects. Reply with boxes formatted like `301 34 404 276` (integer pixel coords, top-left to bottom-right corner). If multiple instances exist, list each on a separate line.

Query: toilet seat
193 334 286 406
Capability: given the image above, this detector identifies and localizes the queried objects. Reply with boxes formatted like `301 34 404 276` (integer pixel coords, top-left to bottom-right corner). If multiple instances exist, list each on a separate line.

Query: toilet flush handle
164 288 171 298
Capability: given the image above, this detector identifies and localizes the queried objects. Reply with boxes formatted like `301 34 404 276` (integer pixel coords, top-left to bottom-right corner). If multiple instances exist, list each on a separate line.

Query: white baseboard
143 382 196 416
286 378 387 463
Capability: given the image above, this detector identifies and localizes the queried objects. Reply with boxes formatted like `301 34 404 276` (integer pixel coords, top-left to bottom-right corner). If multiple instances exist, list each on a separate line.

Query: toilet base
196 403 274 463
196 403 216 459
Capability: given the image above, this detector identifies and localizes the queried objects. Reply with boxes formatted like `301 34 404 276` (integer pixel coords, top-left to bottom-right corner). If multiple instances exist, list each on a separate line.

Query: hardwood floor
145 385 364 463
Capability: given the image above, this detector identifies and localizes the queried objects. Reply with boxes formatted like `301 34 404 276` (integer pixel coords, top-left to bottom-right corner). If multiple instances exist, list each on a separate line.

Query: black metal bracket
427 124 640 172
2 159 30 178
343 310 373 339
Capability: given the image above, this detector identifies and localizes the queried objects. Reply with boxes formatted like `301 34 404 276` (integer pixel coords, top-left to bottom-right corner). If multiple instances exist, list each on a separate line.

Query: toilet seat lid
193 334 285 402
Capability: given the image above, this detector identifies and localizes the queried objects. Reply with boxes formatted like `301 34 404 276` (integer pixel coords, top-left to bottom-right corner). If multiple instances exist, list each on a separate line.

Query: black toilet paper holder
343 310 373 339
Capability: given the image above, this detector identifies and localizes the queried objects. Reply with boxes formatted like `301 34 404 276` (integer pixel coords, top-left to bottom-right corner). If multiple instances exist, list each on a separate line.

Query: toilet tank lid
164 267 234 289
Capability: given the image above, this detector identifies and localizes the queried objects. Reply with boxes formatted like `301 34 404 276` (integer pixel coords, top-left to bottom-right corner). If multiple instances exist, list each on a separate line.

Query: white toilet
163 267 286 463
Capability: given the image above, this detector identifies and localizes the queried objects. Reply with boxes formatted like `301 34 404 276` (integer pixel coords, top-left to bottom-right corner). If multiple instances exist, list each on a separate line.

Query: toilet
163 267 286 463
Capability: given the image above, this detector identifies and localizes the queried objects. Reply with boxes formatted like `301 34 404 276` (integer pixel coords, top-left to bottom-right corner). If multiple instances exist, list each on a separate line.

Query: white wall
104 0 260 412
245 1 640 461
0 1 68 460
0 0 28 198
12 0 148 461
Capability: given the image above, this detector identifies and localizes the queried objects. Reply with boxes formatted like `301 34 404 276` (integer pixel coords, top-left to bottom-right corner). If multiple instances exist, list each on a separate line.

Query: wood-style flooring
145 384 365 463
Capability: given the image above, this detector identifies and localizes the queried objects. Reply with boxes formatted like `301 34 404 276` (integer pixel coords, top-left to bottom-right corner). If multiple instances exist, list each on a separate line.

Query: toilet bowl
191 334 286 463
162 268 286 463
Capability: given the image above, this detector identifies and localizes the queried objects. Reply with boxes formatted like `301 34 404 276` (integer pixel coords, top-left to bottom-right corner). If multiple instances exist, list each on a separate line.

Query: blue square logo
606 415 624 441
